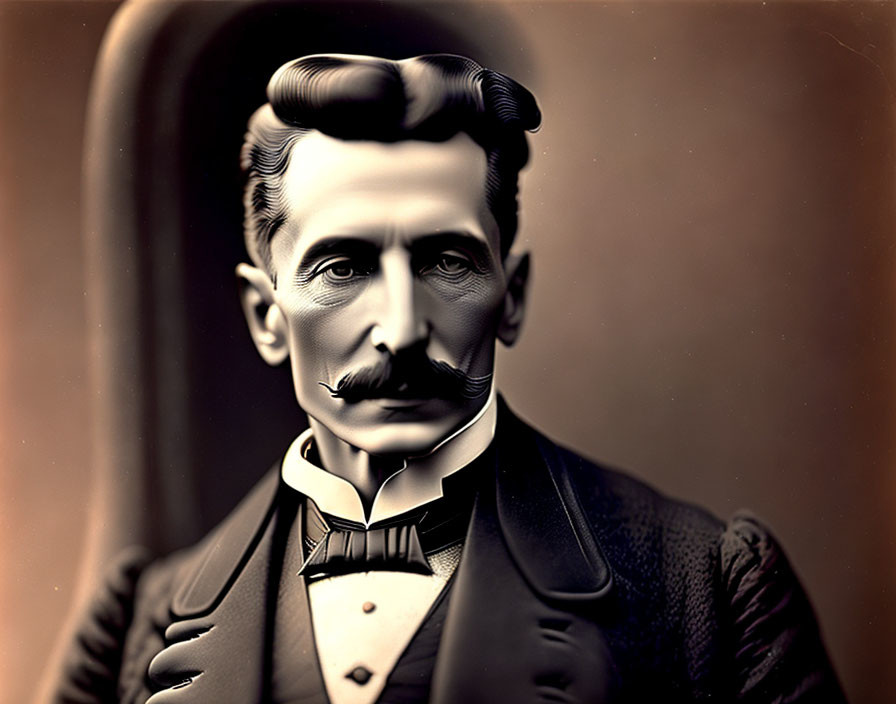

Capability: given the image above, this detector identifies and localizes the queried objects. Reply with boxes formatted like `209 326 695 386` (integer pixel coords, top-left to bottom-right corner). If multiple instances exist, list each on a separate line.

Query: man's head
237 53 540 457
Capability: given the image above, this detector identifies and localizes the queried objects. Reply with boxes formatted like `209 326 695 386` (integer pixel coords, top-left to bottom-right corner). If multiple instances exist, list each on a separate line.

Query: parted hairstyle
241 53 541 273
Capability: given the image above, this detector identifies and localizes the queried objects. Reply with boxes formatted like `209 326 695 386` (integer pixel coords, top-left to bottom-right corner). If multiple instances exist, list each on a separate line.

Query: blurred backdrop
1 1 893 703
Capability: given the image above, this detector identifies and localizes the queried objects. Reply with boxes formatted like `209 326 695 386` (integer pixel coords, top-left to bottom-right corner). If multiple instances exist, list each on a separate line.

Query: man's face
263 131 513 456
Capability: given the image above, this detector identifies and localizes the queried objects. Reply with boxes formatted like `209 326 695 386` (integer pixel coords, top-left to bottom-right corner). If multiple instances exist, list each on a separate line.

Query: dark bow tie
300 511 433 578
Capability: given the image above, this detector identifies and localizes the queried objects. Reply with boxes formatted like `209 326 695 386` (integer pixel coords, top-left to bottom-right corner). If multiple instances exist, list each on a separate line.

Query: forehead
273 131 498 267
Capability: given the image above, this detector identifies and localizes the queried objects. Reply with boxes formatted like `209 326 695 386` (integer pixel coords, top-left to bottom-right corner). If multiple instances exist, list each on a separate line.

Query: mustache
319 353 492 403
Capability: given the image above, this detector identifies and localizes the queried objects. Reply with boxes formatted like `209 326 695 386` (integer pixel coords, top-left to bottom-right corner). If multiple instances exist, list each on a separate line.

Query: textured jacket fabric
52 403 847 703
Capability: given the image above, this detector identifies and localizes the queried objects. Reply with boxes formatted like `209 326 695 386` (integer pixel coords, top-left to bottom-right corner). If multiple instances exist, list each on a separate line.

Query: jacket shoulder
49 546 153 704
530 426 846 701
718 511 847 701
49 467 282 703
545 434 726 551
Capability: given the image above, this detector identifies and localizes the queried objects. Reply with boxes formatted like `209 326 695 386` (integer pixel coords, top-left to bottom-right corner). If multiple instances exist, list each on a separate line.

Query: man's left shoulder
523 420 847 702
520 419 806 612
532 427 726 553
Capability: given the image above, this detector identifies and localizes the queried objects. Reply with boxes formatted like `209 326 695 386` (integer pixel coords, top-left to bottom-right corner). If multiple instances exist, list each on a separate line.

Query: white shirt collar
281 389 497 528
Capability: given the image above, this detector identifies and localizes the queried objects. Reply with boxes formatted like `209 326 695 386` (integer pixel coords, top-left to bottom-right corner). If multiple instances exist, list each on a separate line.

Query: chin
340 418 458 458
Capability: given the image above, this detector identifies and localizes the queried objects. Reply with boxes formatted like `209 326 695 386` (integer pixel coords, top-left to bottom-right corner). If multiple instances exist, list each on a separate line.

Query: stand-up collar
281 390 497 527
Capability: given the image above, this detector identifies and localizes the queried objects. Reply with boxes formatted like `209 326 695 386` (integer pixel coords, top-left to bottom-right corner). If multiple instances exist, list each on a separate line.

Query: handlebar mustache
319 353 492 403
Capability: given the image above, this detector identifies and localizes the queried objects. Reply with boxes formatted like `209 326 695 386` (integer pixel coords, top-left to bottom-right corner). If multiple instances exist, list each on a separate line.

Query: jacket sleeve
50 547 152 704
720 512 847 703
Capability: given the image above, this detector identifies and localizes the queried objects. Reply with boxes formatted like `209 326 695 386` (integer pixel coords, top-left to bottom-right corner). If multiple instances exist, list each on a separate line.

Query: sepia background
1 1 894 702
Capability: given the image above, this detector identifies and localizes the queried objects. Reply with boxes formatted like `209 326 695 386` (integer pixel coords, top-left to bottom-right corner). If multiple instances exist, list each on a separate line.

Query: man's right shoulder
50 545 174 703
50 466 282 703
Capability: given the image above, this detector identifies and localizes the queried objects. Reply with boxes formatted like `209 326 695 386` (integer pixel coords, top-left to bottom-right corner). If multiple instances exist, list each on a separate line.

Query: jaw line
307 378 496 457
405 382 496 459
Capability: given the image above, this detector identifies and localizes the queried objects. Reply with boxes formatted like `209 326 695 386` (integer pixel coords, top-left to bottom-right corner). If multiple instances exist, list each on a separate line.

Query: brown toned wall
1 2 893 703
0 2 120 702
496 4 896 701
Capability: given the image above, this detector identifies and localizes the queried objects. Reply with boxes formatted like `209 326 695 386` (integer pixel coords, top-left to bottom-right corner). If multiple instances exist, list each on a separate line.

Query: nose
370 248 429 354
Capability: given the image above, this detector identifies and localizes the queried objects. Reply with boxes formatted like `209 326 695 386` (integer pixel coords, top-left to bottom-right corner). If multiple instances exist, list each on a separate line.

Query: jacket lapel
145 467 325 704
431 403 619 704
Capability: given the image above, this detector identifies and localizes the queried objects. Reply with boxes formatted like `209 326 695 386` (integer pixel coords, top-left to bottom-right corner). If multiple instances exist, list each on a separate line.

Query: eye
326 261 354 279
317 257 371 282
434 251 473 275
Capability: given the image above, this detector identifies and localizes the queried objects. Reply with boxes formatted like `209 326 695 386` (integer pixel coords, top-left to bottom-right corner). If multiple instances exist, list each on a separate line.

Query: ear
497 252 530 347
236 263 289 366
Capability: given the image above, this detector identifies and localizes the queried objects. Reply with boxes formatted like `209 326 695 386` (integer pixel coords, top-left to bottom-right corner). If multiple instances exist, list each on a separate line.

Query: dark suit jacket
53 403 846 703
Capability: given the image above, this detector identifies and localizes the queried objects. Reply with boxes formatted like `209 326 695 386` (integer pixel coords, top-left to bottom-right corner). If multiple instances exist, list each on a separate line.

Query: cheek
297 278 372 308
424 270 496 303
426 278 504 359
279 292 367 375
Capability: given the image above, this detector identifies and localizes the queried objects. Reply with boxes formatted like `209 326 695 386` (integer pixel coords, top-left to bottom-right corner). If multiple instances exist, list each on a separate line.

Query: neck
308 390 497 510
307 423 403 508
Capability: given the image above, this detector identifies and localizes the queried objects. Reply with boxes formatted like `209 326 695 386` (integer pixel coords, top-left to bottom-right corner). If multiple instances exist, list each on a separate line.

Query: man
54 53 846 703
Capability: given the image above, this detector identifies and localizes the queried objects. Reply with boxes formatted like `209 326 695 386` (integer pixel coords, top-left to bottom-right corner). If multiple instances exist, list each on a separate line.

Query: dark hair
241 53 541 271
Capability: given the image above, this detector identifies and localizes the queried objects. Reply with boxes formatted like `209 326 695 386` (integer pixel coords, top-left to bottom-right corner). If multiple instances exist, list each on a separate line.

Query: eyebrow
410 231 494 266
297 237 378 273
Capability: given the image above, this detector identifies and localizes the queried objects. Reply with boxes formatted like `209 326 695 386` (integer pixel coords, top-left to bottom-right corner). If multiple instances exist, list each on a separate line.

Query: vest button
347 666 373 685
